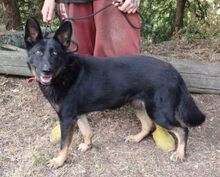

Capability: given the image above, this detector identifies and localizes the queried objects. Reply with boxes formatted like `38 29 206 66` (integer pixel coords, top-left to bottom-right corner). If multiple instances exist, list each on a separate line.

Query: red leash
26 76 37 84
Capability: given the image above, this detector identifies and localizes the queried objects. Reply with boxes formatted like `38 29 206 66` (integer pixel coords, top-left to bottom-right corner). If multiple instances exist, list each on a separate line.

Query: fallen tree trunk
145 53 220 94
0 48 220 94
0 31 25 48
0 46 31 76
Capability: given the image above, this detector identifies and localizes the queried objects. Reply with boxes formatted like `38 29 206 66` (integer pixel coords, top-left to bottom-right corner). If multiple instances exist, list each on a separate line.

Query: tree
175 0 187 30
2 0 21 30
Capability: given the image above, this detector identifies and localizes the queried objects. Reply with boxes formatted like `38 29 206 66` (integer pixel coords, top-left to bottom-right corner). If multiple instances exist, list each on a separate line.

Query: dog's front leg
48 105 77 168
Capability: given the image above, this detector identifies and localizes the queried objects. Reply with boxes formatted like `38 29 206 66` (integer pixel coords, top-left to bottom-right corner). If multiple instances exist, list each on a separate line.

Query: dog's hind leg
151 104 188 161
48 122 75 168
169 127 189 161
125 100 154 143
77 114 93 152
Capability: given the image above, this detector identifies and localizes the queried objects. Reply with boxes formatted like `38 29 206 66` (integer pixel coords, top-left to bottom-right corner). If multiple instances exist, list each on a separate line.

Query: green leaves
140 0 220 44
15 0 220 44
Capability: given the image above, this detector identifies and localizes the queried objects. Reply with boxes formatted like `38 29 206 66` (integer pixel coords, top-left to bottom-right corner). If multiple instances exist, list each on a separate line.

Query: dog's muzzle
40 74 53 84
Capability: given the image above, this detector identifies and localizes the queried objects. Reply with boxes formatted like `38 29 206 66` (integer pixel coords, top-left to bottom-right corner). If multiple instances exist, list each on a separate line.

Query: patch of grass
49 116 58 127
95 163 105 176
121 162 142 177
0 94 12 104
0 4 3 24
31 152 47 166
126 105 134 114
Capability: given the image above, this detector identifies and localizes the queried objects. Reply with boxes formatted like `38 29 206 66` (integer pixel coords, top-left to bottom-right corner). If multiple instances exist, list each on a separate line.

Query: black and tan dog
25 17 205 168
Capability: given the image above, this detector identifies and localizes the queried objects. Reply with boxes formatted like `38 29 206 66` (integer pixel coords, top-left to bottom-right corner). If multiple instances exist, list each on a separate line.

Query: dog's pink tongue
40 75 52 83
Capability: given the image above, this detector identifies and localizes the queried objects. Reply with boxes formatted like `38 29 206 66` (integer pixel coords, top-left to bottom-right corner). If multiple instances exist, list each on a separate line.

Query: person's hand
113 0 140 14
41 0 56 22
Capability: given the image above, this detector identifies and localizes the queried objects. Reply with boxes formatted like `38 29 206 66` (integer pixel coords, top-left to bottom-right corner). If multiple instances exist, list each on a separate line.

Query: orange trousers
57 0 141 56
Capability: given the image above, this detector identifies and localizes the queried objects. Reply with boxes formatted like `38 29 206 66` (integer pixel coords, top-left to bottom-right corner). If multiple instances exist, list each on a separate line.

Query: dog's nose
42 64 52 75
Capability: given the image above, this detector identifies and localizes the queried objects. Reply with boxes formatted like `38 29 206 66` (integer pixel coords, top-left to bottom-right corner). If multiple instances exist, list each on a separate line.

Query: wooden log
169 60 220 94
145 53 220 94
0 48 220 94
0 29 50 48
0 47 31 76
0 31 25 48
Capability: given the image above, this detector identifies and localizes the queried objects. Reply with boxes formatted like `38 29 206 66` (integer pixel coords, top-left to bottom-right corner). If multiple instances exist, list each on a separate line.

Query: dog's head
25 17 72 85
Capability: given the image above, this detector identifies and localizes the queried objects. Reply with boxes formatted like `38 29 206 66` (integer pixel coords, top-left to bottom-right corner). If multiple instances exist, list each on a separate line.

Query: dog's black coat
25 18 205 154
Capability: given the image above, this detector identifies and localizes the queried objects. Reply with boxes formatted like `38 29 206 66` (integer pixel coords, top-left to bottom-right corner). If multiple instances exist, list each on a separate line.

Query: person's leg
93 0 141 56
56 3 96 55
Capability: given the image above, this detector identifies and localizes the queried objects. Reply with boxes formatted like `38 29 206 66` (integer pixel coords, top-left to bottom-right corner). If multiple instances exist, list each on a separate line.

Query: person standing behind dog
41 0 175 152
41 0 140 56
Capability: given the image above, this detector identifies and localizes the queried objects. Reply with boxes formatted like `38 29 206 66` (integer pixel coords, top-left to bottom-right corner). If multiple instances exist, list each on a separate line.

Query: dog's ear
25 17 43 48
54 21 72 48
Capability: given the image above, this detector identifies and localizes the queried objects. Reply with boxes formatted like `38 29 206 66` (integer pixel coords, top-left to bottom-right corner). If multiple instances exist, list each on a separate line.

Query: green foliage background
18 0 44 24
140 0 220 43
15 0 220 44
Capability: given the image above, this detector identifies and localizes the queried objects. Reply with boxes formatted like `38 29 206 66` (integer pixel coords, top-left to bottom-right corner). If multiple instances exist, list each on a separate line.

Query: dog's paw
78 143 92 152
125 135 141 143
170 152 185 162
47 157 65 168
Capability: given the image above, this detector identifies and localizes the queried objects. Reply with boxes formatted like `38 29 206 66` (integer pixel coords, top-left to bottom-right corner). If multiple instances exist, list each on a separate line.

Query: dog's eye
52 51 58 56
35 50 43 56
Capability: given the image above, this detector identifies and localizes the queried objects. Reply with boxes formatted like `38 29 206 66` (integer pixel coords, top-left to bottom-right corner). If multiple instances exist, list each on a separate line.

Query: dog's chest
39 84 67 111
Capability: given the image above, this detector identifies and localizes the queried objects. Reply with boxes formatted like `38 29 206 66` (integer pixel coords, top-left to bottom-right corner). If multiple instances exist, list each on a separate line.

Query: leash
64 2 113 21
63 0 142 29
29 1 143 84
27 76 37 84
43 21 49 37
42 0 143 52
43 0 143 37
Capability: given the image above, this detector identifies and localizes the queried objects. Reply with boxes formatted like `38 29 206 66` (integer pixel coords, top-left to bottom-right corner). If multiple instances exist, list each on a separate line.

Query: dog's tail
178 78 205 127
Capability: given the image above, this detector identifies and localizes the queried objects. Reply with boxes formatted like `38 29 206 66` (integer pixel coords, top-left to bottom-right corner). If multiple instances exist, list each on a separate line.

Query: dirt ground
0 40 220 177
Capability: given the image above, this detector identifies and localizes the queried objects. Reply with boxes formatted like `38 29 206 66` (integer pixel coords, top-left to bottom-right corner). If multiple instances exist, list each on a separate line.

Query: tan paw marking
170 152 185 162
47 157 65 168
78 143 91 152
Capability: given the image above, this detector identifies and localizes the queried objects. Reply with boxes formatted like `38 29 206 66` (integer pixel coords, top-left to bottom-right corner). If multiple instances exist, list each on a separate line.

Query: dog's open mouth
40 75 52 84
